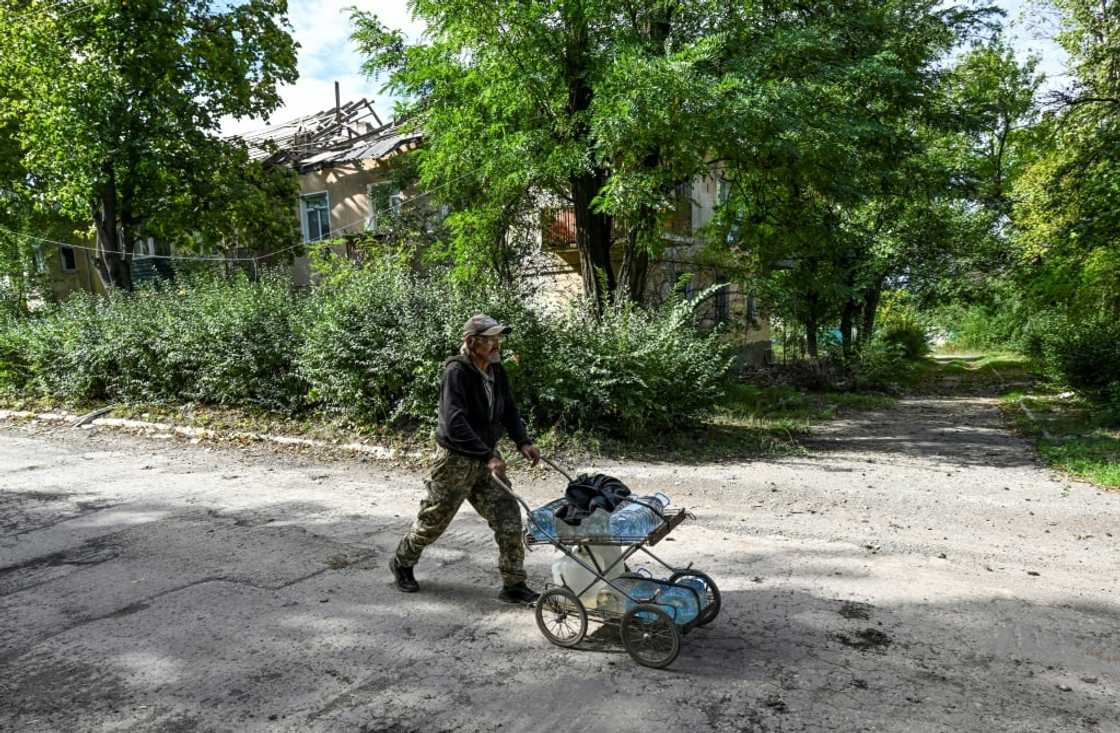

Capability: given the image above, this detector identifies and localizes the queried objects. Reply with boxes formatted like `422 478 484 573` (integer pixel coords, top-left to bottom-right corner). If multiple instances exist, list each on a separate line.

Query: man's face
470 334 503 364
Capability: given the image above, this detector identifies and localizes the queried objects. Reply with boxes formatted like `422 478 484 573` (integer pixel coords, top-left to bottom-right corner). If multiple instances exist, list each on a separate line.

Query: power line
0 227 258 263
0 169 472 266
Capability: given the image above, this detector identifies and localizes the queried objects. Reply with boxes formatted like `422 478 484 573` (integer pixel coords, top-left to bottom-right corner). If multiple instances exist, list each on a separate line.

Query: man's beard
487 350 502 364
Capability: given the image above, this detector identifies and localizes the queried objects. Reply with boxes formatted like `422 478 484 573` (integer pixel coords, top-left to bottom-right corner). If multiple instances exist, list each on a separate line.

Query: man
389 314 542 604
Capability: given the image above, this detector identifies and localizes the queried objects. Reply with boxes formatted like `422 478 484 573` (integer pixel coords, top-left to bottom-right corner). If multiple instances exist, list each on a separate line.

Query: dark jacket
436 355 530 460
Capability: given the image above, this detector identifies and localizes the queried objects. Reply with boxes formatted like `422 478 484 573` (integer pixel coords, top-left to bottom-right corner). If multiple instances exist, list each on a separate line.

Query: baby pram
491 457 721 668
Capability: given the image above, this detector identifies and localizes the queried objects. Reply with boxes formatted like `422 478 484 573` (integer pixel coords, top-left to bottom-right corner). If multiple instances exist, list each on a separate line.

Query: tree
0 0 299 290
353 0 760 307
1012 0 1120 316
702 1 999 357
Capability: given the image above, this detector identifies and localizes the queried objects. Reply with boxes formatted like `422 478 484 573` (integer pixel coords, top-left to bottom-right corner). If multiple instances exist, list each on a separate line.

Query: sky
219 0 1071 137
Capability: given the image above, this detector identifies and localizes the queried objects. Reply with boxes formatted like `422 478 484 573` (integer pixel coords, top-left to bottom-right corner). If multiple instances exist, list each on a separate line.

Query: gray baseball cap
462 313 512 339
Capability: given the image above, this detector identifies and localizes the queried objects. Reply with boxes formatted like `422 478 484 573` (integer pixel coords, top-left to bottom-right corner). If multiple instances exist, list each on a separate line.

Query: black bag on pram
555 473 632 526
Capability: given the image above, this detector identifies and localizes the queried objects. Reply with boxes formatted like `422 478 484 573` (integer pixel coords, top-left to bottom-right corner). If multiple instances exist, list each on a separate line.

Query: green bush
927 285 1027 352
1 262 735 436
520 292 736 434
850 339 911 392
2 274 304 409
0 316 30 391
1043 315 1120 414
876 308 929 360
297 260 735 435
296 262 537 424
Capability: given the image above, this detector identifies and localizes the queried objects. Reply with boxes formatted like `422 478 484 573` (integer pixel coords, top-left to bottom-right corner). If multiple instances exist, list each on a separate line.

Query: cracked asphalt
1 394 1118 732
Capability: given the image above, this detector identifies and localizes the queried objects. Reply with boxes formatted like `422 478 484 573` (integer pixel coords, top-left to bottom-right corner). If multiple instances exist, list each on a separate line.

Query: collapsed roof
231 97 420 172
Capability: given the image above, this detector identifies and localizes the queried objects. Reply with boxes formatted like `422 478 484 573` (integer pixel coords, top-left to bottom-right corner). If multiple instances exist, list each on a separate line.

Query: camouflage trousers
394 446 527 586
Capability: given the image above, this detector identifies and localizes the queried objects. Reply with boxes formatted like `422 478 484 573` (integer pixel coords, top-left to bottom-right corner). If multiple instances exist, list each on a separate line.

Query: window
32 245 46 274
59 245 76 272
366 182 401 232
301 192 331 242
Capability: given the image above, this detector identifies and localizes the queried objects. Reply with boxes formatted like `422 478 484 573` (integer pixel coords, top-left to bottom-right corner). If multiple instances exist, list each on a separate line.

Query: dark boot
389 557 419 593
498 582 539 605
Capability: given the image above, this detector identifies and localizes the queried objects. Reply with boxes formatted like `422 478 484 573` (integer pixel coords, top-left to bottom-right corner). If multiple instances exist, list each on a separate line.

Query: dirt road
1 395 1117 732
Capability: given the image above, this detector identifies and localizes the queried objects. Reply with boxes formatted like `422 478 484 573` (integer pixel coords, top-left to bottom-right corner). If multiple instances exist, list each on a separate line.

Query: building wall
533 172 772 365
291 162 400 287
40 239 106 301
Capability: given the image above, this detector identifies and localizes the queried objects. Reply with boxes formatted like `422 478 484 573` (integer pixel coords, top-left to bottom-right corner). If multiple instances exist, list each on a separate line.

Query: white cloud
220 0 423 136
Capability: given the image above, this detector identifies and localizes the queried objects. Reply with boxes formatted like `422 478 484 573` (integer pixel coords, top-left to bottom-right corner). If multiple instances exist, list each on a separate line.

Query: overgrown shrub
1 262 735 436
519 292 736 434
927 284 1028 352
1043 315 1120 415
850 340 911 392
297 260 735 434
0 316 30 391
876 307 929 360
296 261 537 424
2 274 304 409
163 273 306 410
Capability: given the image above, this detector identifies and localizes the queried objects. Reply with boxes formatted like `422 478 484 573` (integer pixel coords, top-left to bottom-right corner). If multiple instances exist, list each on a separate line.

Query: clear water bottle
609 492 671 539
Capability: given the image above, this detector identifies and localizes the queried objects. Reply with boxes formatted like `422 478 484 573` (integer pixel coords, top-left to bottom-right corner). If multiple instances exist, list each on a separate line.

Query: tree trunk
618 209 654 303
805 290 820 359
565 0 614 310
860 281 883 345
92 163 131 291
572 169 615 306
840 297 858 359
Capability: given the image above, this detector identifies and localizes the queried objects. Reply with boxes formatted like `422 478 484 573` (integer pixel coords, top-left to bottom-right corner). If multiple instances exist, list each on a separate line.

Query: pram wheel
535 588 587 648
621 604 680 668
669 569 721 626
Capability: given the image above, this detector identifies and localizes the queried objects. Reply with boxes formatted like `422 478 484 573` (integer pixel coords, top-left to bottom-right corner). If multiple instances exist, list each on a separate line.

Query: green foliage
0 263 734 437
296 260 536 425
850 340 914 393
875 299 929 359
0 0 299 289
0 274 304 409
298 260 734 434
523 291 735 434
1043 316 1120 414
927 283 1029 352
1039 435 1120 488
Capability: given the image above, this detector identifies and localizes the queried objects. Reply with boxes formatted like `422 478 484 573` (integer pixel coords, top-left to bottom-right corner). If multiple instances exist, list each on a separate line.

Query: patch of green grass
998 383 1120 489
1039 434 1120 487
919 351 1035 394
720 382 894 422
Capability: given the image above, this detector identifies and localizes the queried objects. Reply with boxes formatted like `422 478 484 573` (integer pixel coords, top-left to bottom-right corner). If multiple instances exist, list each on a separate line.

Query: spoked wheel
620 603 681 669
535 588 587 648
669 569 721 626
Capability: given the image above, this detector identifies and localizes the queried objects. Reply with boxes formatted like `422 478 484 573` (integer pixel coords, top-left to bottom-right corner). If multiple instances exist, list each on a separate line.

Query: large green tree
1012 0 1120 315
703 1 998 356
355 0 996 327
0 0 299 290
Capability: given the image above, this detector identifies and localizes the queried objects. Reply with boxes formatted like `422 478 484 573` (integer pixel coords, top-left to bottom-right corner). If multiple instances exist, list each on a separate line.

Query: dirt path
1 394 1117 732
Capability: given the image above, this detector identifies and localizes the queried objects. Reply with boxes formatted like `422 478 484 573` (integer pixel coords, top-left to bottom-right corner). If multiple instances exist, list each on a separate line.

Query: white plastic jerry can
551 545 624 608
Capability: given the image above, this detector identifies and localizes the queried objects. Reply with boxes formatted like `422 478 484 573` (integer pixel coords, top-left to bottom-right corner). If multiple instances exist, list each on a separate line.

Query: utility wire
0 169 471 265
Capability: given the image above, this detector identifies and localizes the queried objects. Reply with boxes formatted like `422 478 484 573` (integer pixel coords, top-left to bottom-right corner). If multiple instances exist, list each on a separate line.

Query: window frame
59 244 77 272
300 191 332 243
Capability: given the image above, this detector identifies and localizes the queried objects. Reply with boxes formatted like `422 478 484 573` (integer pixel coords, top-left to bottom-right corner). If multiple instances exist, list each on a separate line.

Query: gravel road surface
1 395 1117 732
